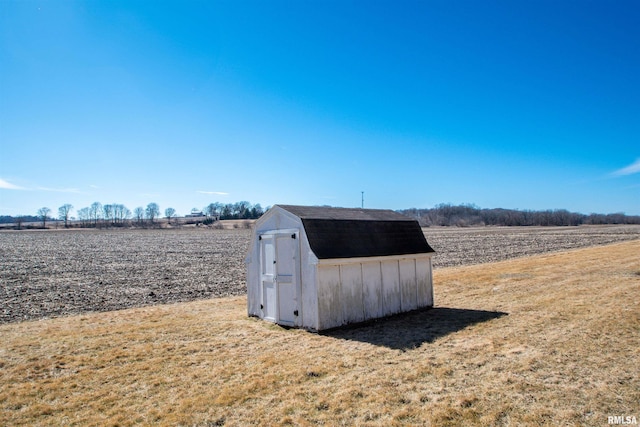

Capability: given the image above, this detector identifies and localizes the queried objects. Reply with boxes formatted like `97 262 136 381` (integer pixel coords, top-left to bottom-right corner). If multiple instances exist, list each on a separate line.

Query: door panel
263 281 277 321
275 234 298 325
278 282 296 324
260 235 276 321
260 231 299 325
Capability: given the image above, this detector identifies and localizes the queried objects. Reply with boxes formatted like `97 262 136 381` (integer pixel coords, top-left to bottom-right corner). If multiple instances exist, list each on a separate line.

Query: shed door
260 231 299 325
260 235 277 321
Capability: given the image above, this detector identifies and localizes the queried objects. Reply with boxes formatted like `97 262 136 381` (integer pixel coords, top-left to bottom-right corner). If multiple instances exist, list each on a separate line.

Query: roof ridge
275 204 412 221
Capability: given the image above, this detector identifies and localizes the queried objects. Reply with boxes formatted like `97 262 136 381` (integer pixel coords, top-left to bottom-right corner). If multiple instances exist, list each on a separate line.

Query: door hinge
258 235 262 240
260 304 264 310
291 233 296 239
294 310 299 316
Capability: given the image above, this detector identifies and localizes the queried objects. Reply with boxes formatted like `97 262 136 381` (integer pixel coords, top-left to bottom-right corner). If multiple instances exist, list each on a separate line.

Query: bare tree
134 207 145 225
90 202 103 227
251 203 264 218
146 203 160 224
234 201 251 219
58 204 73 228
77 207 90 227
103 204 114 226
165 207 176 224
37 207 51 228
221 204 233 219
205 202 223 220
14 215 25 230
114 204 131 225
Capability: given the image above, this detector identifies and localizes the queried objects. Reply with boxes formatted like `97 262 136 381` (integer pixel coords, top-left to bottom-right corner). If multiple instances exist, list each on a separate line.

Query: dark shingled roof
276 205 435 259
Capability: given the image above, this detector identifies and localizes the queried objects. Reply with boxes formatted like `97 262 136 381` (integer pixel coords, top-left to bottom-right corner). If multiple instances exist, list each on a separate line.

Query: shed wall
381 260 401 316
362 263 383 320
317 265 341 329
341 264 365 324
399 259 418 311
416 258 434 306
316 254 433 330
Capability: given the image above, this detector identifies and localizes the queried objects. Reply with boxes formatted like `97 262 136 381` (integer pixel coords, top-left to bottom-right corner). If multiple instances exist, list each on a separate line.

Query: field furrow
1 225 639 323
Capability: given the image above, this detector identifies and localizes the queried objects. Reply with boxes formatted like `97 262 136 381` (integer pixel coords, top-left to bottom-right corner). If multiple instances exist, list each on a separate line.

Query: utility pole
361 191 364 209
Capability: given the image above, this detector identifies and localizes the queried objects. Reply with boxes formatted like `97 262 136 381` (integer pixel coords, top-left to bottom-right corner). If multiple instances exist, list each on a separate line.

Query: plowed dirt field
1 225 638 323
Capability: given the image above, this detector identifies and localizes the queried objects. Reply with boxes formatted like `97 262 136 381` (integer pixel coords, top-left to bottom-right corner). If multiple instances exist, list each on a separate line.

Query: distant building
185 211 220 221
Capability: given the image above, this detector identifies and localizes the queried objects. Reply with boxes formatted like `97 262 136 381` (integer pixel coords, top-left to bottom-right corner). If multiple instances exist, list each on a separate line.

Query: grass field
1 240 638 426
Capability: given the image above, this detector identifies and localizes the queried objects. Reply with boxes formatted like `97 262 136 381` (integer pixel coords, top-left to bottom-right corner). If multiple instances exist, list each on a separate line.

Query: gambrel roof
276 205 435 259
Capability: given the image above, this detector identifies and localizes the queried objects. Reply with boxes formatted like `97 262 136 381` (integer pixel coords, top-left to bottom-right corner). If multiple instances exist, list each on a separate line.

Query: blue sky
1 0 639 217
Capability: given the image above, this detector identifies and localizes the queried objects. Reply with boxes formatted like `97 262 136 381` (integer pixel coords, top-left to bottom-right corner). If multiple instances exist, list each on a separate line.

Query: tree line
202 202 264 221
1 201 266 229
399 204 640 227
2 202 639 229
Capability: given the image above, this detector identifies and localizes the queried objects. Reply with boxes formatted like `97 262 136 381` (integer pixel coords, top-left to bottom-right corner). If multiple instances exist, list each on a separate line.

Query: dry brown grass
1 241 638 426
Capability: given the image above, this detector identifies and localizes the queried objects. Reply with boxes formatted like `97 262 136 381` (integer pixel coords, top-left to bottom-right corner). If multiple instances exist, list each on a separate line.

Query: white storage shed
246 205 436 331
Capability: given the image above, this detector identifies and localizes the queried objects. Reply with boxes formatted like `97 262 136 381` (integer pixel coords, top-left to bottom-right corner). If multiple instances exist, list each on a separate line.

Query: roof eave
316 252 435 266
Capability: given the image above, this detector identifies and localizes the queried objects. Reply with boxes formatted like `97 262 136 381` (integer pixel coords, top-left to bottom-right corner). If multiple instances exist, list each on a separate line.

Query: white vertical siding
341 264 365 324
381 260 401 316
416 258 433 307
301 255 318 330
399 259 418 311
314 255 433 330
317 265 342 330
362 262 383 320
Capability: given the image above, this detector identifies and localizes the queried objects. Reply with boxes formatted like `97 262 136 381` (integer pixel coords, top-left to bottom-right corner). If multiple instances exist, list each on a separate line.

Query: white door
260 234 277 321
260 231 300 325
